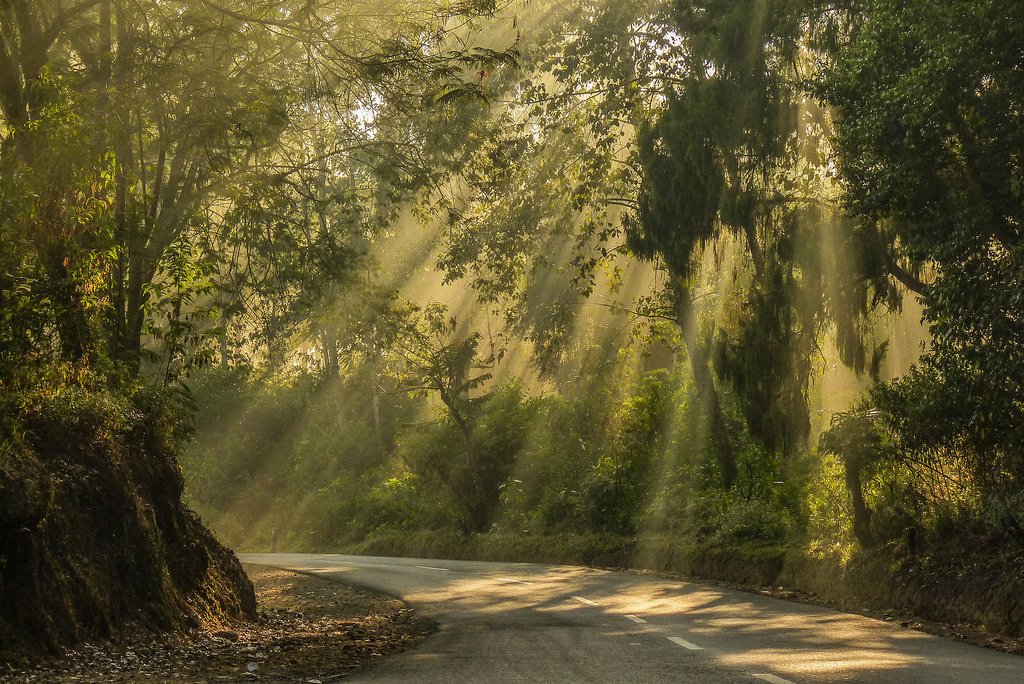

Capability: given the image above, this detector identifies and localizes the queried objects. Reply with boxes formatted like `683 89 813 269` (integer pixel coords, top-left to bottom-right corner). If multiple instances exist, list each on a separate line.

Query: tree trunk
673 279 738 490
124 254 154 370
464 446 490 534
320 328 339 377
844 453 874 548
220 315 230 368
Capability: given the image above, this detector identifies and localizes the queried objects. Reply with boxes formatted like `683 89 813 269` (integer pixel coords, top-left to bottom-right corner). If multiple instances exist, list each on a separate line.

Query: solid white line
414 565 451 571
571 595 599 606
497 577 534 585
667 636 702 650
624 614 647 623
751 675 796 684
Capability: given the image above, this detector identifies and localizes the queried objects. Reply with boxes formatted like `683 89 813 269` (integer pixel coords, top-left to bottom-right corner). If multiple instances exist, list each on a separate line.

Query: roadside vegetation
0 0 516 661
182 0 1024 637
2 0 1022 659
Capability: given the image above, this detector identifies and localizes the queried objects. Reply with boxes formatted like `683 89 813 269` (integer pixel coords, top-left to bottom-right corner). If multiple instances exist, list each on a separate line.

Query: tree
626 0 837 487
429 0 896 494
430 0 676 373
820 0 1024 482
0 0 519 380
819 408 885 547
395 301 504 532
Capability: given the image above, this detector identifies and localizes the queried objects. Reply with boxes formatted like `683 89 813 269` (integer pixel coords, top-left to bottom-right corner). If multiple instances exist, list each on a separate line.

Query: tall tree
395 301 502 532
627 0 836 485
0 0 518 379
821 0 1024 482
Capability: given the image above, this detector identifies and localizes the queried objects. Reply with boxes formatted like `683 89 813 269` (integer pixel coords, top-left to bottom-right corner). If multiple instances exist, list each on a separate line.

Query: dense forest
2 0 1023 650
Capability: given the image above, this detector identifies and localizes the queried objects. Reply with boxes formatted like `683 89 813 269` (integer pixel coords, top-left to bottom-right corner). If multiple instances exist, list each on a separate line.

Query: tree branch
41 0 104 49
885 254 927 294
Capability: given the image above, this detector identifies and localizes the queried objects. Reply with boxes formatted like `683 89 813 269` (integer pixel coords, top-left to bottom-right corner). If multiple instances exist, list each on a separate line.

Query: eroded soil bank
0 386 256 664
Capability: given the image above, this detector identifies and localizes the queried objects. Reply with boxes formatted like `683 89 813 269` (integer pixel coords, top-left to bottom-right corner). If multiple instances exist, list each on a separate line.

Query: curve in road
240 553 1024 684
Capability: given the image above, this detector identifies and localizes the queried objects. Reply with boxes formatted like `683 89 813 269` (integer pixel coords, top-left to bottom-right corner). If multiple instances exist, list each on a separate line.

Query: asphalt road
240 553 1024 683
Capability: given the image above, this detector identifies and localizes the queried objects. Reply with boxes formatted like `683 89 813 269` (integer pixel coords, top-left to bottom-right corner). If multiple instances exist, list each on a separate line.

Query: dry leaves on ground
0 564 431 683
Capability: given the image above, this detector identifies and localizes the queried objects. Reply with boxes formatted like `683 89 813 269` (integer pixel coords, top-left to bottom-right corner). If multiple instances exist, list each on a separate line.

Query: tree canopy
0 0 517 382
821 0 1024 483
3 0 1024 589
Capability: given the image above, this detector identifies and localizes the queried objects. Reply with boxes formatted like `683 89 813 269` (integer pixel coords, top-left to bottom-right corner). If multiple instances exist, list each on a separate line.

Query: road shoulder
0 563 431 683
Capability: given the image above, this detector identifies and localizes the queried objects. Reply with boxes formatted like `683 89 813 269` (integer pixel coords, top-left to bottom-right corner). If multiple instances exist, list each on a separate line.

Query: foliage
354 471 461 534
2 0 1009 606
817 407 885 546
396 302 497 429
0 0 519 387
574 370 671 534
820 0 1024 476
429 0 679 373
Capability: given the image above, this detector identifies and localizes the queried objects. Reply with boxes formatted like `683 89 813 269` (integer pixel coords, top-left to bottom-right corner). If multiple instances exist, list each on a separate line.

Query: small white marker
571 595 599 606
498 577 534 585
415 565 451 571
667 636 702 650
624 614 647 623
752 675 796 684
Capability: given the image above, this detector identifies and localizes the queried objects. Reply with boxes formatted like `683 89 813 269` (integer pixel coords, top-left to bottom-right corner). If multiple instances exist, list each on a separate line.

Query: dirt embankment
0 387 256 663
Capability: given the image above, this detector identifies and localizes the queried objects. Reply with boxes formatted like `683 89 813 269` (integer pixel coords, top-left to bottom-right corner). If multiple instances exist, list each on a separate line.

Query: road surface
240 553 1024 683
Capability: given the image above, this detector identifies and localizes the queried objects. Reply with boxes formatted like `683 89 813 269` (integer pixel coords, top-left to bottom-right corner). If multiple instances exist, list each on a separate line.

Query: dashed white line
667 636 703 650
498 577 534 585
414 565 451 571
751 675 796 684
571 595 599 606
624 614 647 623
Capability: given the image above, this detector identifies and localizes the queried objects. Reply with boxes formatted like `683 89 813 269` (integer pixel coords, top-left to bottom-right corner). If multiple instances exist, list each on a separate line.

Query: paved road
240 553 1024 683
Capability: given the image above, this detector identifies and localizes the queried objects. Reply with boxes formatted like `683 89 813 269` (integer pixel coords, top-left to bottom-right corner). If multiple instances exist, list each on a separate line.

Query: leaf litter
0 564 431 683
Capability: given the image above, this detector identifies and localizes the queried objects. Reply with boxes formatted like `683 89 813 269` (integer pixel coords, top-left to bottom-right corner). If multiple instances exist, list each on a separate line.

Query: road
240 553 1024 683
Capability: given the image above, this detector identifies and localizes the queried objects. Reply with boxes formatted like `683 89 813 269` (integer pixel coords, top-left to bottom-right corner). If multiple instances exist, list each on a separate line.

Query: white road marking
667 636 702 650
414 565 451 571
498 577 534 585
624 614 647 623
571 595 599 606
751 675 796 684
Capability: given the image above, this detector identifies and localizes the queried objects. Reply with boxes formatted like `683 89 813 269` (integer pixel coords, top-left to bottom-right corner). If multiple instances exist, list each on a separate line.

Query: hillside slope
0 383 256 663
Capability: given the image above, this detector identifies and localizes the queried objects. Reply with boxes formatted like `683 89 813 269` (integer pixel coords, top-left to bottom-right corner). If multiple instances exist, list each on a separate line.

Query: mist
4 0 1022 666
47 0 1002 623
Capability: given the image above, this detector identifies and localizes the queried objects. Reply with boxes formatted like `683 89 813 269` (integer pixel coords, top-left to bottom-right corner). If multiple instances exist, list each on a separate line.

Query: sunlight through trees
3 0 1023 647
